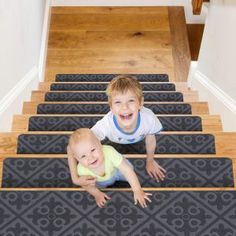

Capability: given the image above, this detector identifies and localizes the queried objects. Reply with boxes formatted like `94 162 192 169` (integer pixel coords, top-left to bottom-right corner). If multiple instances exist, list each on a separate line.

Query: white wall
52 0 207 23
2 0 235 131
189 0 236 131
0 0 48 131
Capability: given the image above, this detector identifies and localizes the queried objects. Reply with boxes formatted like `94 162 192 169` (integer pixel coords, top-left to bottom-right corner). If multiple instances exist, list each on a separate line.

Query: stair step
38 82 190 92
26 115 202 132
32 91 198 102
55 73 169 82
39 81 189 92
51 82 176 91
0 190 235 235
23 101 209 115
1 131 235 156
16 133 216 154
12 114 222 132
2 157 233 188
36 102 192 114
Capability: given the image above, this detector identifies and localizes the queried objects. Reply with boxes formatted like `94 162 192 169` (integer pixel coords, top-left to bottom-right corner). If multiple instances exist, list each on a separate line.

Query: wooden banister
192 0 209 15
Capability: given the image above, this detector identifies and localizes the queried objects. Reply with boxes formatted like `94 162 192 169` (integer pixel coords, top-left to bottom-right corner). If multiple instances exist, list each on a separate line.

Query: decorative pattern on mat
2 158 233 188
50 83 176 91
0 191 235 236
37 103 192 115
17 134 215 154
28 116 202 131
45 92 184 102
56 73 169 82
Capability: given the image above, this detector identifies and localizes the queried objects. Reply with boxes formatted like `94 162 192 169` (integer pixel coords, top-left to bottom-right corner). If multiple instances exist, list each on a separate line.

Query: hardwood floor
46 7 191 82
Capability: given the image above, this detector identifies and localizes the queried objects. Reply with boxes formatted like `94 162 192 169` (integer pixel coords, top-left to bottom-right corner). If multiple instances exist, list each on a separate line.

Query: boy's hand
134 190 152 208
146 159 166 182
95 192 111 208
75 175 97 187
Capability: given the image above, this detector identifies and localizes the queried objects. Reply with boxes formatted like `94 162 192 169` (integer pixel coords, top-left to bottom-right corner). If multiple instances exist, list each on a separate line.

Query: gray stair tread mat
28 116 202 131
56 73 169 82
17 134 216 154
50 83 176 91
45 92 184 102
37 103 192 114
0 191 235 236
2 157 233 188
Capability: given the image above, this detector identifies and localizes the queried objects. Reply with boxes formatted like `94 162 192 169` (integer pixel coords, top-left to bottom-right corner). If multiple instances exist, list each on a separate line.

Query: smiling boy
91 75 166 181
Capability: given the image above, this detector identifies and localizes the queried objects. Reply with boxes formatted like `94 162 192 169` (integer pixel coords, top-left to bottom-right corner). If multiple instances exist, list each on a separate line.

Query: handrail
192 0 209 15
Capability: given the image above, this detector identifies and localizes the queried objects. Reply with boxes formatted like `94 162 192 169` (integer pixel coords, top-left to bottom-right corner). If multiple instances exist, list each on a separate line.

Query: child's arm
118 159 152 208
83 185 111 208
67 146 96 187
145 134 166 181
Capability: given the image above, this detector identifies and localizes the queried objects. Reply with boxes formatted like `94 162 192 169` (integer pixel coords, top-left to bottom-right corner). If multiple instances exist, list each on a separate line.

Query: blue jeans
96 159 133 188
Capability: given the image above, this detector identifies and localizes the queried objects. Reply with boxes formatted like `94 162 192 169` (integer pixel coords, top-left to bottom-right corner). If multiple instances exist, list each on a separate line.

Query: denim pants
96 159 133 188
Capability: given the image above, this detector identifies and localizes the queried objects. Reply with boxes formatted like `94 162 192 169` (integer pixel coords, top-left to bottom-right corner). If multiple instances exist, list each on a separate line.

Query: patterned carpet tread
17 134 216 154
45 92 184 102
50 83 176 91
2 157 233 188
55 73 169 82
0 191 235 236
28 116 202 131
37 103 192 114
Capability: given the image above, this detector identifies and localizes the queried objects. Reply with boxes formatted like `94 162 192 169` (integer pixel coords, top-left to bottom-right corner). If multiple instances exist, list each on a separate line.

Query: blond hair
106 75 143 104
68 128 98 155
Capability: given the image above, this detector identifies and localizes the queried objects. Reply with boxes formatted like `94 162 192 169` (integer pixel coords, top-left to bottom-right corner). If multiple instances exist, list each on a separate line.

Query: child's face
110 89 143 132
73 135 104 170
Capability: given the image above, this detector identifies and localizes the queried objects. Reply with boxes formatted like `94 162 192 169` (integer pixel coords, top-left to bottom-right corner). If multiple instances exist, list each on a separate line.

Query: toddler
67 128 152 208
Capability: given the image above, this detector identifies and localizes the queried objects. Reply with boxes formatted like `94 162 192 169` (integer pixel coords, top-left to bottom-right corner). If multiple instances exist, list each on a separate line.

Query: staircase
0 6 236 236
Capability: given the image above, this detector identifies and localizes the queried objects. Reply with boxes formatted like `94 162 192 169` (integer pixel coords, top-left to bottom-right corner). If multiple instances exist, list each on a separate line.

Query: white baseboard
39 0 51 82
190 70 236 131
0 67 39 131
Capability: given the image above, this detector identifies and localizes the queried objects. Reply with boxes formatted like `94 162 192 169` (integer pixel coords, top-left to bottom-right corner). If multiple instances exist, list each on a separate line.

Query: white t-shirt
91 107 163 144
